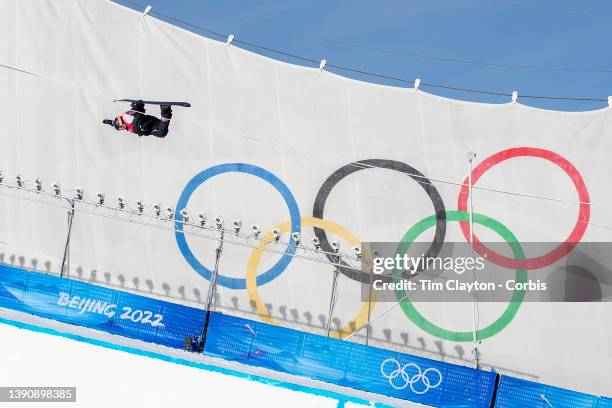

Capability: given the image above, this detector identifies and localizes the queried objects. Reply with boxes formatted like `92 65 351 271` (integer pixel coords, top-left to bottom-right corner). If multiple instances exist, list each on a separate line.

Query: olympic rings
394 211 527 341
313 159 447 284
175 163 301 289
175 149 589 340
246 216 376 339
457 147 590 270
380 358 443 394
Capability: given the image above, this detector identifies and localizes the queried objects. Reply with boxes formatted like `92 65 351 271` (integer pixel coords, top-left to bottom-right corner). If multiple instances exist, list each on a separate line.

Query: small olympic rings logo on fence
380 358 443 394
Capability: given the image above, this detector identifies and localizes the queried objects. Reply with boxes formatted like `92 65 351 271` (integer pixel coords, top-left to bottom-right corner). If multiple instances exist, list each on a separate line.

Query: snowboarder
103 100 172 138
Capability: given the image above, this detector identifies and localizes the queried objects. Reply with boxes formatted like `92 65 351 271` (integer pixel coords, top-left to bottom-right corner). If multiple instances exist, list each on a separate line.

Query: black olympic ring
312 159 447 284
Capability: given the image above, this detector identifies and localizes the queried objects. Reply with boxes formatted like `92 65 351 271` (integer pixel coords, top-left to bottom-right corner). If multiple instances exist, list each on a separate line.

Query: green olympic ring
393 210 527 342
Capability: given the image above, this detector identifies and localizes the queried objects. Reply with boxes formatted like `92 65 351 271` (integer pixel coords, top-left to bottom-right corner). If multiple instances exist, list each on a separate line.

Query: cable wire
162 2 612 76
184 125 612 210
2 59 611 211
282 33 612 75
114 0 609 103
0 185 367 271
125 0 612 75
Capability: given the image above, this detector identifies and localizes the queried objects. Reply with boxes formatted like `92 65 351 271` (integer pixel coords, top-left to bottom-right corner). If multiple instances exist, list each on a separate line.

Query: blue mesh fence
494 375 610 408
598 397 612 408
1 263 609 406
204 312 497 407
0 264 205 349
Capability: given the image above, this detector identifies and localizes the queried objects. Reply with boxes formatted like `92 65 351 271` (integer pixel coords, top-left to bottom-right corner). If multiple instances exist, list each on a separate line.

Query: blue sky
115 0 611 111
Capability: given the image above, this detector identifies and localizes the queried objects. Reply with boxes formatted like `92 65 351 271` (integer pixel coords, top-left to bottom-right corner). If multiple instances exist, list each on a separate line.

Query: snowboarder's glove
160 104 172 120
131 100 145 113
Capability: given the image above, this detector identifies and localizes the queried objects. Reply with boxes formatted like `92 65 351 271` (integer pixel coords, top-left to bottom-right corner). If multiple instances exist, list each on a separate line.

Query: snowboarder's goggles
113 115 126 130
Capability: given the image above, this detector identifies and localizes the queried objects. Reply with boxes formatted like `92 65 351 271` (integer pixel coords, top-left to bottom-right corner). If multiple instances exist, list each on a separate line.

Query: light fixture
35 178 42 192
75 187 84 200
312 237 321 250
197 213 207 226
51 181 61 196
353 245 362 259
291 232 301 246
251 224 261 239
331 240 340 253
233 220 242 234
118 197 126 209
136 201 145 214
165 206 174 219
0 170 3 183
180 208 189 223
96 192 105 205
272 228 281 242
153 204 161 217
214 216 224 229
16 175 23 187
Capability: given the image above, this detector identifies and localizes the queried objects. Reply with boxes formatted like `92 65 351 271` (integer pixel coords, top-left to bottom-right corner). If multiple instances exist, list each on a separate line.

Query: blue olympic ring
175 163 301 289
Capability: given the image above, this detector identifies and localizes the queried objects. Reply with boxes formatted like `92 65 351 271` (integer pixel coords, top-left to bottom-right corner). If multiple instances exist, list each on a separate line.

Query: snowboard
114 99 191 107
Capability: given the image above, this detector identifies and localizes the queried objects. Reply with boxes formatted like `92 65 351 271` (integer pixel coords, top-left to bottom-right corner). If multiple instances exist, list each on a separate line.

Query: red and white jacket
115 110 139 133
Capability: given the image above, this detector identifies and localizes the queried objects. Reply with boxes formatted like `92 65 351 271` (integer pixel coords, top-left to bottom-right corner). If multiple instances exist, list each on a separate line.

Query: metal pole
207 230 224 313
199 228 224 352
365 259 374 346
344 292 410 341
60 200 75 278
468 151 480 369
326 256 341 337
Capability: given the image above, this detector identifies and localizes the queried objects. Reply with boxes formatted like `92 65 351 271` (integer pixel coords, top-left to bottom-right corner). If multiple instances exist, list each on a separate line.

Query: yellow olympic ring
246 216 376 339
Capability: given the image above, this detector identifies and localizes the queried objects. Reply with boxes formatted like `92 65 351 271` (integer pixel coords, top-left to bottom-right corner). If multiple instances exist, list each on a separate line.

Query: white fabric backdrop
0 0 611 395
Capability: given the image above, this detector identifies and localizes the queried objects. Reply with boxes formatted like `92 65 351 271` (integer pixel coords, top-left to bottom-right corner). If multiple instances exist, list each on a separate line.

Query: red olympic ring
457 147 590 270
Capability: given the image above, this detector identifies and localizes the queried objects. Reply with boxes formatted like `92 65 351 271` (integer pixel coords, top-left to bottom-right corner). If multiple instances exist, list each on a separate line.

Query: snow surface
0 308 426 408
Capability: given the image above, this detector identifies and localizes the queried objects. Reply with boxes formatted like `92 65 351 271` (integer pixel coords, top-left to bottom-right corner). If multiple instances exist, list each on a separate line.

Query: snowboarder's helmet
113 116 126 130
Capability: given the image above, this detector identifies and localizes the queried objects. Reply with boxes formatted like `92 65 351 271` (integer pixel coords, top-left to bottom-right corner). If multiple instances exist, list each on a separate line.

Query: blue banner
0 265 205 349
1 266 608 406
494 375 606 408
204 312 496 407
599 398 612 408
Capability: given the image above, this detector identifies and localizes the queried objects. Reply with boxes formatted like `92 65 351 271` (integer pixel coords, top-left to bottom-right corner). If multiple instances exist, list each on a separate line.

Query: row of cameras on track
5 173 362 258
